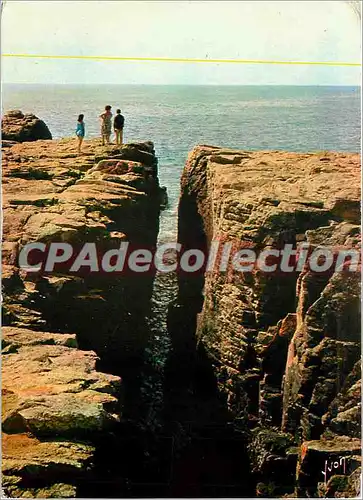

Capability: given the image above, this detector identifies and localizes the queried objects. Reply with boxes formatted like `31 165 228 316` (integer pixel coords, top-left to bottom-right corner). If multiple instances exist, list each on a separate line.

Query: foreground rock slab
1 327 121 497
2 136 163 497
2 433 93 498
2 327 121 436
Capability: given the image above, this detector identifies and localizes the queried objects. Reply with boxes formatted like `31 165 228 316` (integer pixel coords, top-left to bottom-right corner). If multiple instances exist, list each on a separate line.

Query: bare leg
106 134 111 145
77 136 83 153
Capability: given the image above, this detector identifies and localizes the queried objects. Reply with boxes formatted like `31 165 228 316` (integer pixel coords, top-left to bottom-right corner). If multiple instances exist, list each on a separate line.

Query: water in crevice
78 203 178 497
79 174 254 497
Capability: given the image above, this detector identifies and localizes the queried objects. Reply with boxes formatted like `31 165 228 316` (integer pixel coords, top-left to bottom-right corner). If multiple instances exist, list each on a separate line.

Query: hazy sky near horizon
2 0 361 85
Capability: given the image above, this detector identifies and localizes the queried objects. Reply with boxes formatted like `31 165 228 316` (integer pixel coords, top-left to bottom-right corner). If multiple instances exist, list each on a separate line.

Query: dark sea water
2 84 361 242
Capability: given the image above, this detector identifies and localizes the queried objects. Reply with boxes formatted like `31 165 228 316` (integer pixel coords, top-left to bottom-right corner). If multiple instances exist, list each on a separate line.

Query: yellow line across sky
2 53 361 67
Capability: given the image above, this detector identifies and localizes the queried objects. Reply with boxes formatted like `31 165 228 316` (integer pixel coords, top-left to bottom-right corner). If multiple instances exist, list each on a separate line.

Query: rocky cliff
176 145 361 497
2 134 164 496
2 327 121 498
2 120 361 497
2 137 162 365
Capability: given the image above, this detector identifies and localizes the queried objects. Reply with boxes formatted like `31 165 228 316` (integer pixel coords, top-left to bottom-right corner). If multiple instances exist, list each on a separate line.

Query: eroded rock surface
2 110 52 142
2 327 121 435
2 137 162 363
2 433 92 498
176 145 361 497
2 136 163 497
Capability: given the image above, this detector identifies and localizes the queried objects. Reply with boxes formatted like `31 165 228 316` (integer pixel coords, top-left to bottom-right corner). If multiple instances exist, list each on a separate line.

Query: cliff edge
176 145 361 497
2 134 163 497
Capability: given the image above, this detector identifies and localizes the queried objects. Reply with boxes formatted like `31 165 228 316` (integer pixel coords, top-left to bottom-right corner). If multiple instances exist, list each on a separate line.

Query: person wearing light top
76 114 85 153
99 105 112 145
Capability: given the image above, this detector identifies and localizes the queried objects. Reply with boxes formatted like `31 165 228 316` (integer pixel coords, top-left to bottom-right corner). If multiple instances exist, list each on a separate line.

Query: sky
1 0 362 85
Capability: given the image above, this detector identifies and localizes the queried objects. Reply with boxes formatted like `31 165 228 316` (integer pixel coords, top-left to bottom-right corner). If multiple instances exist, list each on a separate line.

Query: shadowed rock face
2 137 163 497
176 145 361 497
2 110 52 142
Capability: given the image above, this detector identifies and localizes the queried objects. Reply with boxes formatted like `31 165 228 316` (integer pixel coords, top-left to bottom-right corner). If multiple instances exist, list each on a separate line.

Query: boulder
2 110 52 142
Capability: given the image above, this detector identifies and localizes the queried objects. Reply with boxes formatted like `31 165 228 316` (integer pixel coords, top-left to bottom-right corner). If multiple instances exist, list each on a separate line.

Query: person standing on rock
99 105 112 145
76 114 85 153
113 109 125 146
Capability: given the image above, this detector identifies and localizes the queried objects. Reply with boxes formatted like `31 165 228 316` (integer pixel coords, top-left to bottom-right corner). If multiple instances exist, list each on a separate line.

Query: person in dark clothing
114 109 125 145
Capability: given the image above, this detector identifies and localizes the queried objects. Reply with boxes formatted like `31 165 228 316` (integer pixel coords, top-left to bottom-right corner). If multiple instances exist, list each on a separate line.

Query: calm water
2 84 361 241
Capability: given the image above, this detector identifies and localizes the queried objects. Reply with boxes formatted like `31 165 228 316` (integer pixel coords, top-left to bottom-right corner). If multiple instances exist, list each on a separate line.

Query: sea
2 84 361 243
